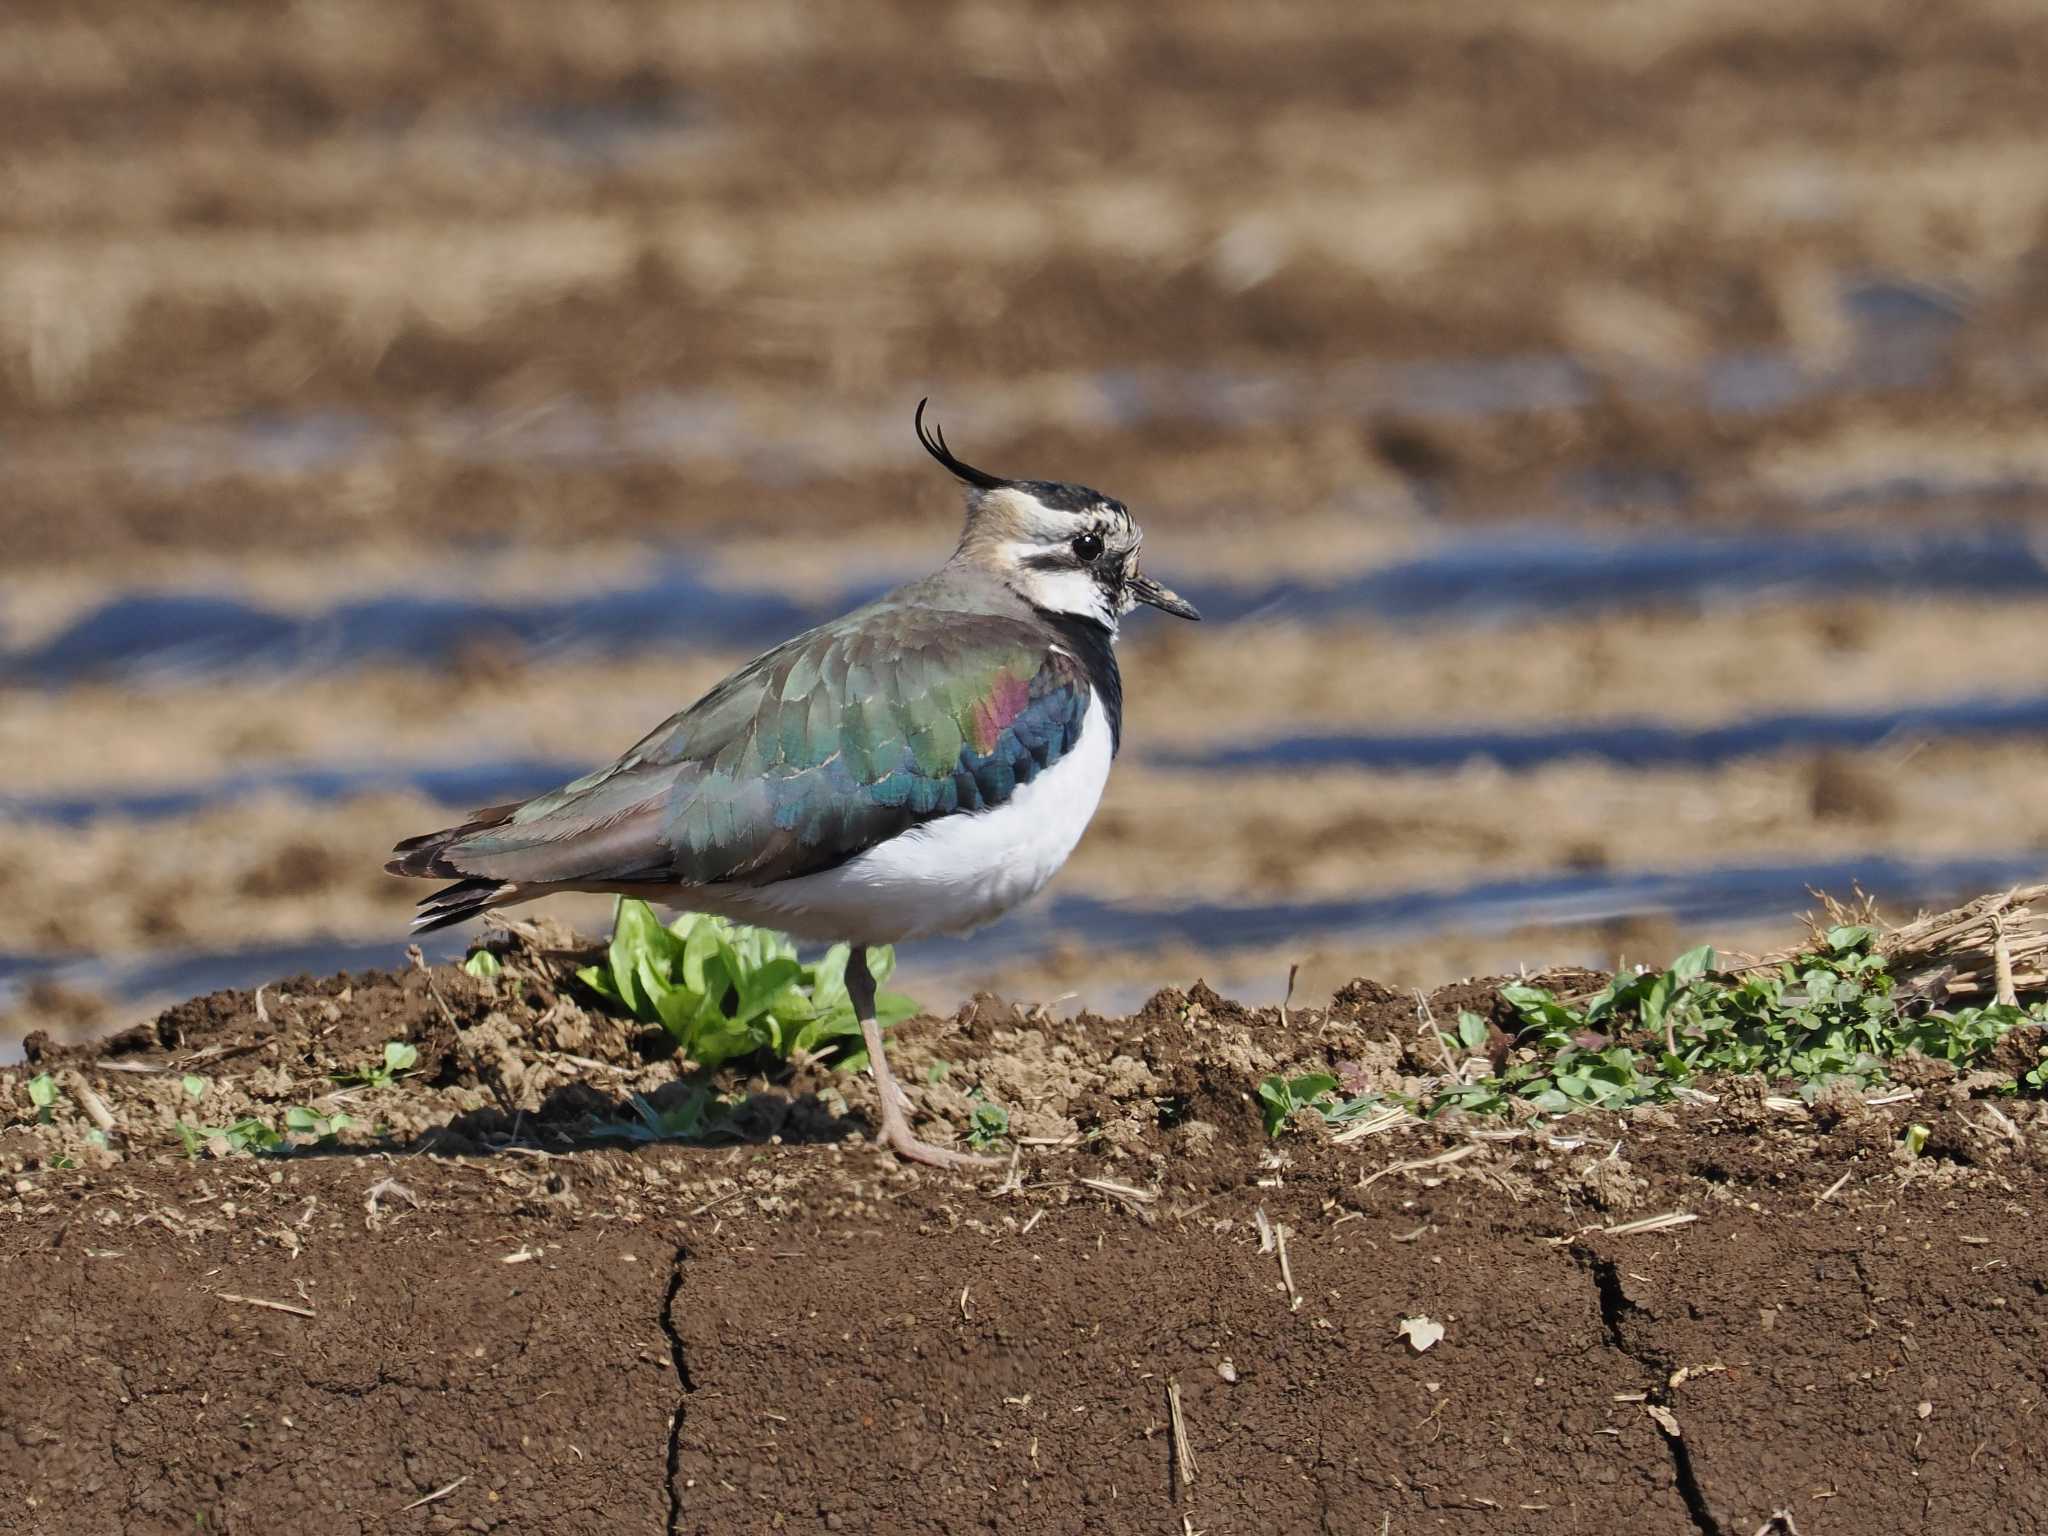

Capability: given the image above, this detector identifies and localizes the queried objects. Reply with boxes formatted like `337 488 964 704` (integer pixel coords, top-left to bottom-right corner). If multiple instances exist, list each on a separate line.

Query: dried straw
1770 883 2048 1005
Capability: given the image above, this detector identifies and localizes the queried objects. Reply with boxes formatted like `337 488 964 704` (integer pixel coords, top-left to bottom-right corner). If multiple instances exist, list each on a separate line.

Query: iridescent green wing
450 608 1093 889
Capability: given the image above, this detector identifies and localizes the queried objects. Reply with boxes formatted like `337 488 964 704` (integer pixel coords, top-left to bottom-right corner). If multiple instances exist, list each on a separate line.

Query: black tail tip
408 877 507 935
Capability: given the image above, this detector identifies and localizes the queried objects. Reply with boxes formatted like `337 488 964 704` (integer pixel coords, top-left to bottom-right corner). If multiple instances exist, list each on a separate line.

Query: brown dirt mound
6 942 2048 1533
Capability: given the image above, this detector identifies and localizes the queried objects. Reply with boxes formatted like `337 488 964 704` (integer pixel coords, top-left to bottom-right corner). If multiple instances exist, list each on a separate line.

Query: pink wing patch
969 670 1033 756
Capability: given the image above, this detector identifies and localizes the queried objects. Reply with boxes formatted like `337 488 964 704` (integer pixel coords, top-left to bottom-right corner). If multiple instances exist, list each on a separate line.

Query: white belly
704 693 1115 944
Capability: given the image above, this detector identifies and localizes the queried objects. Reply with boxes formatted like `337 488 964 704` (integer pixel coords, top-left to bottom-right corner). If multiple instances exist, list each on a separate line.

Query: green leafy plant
173 1104 353 1158
1256 1071 1391 1135
283 1106 355 1139
1261 928 2048 1134
463 949 502 980
965 1092 1010 1150
590 1087 726 1144
174 1117 282 1158
334 1041 420 1090
578 901 917 1068
1258 1072 1336 1135
26 1073 57 1123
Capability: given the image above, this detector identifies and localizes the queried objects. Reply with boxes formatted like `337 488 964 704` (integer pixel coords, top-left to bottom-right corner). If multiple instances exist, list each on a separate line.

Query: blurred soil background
7 0 2048 1052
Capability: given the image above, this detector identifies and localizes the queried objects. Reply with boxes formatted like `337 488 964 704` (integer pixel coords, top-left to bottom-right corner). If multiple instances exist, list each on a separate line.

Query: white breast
709 692 1115 944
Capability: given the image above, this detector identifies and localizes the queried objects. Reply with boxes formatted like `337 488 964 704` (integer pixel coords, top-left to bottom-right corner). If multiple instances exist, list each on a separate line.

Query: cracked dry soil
4 958 2048 1534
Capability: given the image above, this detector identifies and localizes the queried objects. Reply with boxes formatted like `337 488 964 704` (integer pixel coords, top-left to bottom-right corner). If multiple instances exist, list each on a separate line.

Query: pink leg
845 944 997 1172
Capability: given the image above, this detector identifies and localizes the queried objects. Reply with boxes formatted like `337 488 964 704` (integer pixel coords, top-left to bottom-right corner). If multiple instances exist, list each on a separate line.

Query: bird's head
917 399 1200 634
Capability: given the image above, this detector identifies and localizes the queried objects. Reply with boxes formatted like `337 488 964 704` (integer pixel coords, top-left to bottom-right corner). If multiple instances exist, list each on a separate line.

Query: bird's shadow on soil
280 1075 862 1162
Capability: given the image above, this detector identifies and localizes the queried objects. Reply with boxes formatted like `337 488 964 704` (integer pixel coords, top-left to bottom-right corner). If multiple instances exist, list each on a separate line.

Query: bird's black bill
1128 571 1200 620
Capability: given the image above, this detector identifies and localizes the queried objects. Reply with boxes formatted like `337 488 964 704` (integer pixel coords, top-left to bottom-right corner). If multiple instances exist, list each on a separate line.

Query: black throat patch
1038 609 1124 755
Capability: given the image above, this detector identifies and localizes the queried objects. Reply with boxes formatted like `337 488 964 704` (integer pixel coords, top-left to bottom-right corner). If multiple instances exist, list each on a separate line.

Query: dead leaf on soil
1397 1315 1445 1352
364 1176 419 1225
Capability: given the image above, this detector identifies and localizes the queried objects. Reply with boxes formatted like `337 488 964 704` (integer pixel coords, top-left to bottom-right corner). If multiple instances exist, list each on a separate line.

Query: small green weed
174 1117 281 1157
463 948 501 980
1261 927 2048 1134
965 1092 1010 1150
590 1088 726 1144
579 900 917 1069
26 1073 57 1122
1258 1072 1335 1134
1256 1071 1390 1135
283 1106 355 1138
333 1041 420 1090
173 1105 354 1157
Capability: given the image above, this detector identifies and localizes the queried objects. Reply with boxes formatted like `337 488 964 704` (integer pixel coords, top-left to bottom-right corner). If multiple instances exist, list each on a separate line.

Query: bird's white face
974 483 1198 633
983 485 1140 631
915 400 1199 632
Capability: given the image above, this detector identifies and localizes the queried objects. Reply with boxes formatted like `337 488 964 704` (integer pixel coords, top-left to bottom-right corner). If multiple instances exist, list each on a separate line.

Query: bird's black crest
1014 479 1118 515
915 398 1008 491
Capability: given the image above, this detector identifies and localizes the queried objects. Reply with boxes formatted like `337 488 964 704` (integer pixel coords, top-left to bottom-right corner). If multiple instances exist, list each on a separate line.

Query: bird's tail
387 802 525 934
405 876 519 934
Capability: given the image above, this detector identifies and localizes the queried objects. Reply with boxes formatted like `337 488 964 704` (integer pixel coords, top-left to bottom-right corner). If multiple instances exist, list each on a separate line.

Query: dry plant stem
1870 884 2042 998
401 1476 470 1512
1274 1222 1301 1310
1359 1144 1477 1190
993 1146 1025 1197
1602 1210 1697 1237
1416 992 1465 1085
1718 884 2048 1002
216 1292 316 1318
1078 1176 1157 1203
1993 912 2019 1007
1330 1104 1417 1142
63 1071 118 1140
1166 1380 1197 1489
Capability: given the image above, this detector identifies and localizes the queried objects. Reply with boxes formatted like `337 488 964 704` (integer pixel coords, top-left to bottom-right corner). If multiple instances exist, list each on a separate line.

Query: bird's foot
857 1002 998 1171
877 1120 1003 1171
885 1075 917 1121
873 1094 1000 1171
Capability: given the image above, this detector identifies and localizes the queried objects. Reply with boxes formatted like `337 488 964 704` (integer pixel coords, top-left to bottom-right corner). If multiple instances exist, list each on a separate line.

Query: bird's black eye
1071 531 1104 562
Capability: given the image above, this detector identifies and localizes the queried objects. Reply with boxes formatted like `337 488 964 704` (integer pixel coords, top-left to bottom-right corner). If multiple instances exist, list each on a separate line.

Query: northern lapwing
388 401 1199 1169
